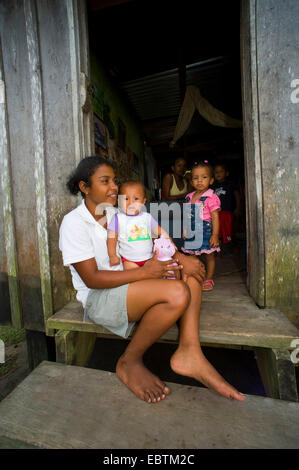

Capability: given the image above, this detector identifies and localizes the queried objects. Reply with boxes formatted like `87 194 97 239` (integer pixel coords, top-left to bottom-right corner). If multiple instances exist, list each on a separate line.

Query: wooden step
47 297 299 350
0 361 298 449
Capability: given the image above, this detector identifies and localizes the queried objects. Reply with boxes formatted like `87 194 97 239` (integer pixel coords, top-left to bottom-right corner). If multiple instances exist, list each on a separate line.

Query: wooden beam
152 143 217 153
178 47 187 159
141 117 177 132
178 47 186 104
0 39 22 328
87 0 132 10
24 0 54 335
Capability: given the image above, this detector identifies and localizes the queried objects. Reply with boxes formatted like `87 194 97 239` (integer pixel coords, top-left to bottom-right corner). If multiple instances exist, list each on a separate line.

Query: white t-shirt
108 211 158 262
59 200 123 307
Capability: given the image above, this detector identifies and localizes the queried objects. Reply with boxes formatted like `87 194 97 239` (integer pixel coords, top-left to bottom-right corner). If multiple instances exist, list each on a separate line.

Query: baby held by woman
107 180 176 273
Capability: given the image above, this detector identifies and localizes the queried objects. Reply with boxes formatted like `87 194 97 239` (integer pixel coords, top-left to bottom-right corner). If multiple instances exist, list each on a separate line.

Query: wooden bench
0 361 299 449
47 272 299 402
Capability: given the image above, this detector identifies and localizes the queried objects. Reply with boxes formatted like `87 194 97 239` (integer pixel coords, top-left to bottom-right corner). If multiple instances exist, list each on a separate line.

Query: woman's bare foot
170 345 245 402
116 354 171 404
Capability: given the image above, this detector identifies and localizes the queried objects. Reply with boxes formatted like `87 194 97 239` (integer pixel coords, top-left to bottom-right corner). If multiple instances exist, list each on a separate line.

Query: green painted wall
90 51 144 181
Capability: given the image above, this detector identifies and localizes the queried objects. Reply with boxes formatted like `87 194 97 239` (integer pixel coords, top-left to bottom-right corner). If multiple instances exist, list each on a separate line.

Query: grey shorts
83 284 135 339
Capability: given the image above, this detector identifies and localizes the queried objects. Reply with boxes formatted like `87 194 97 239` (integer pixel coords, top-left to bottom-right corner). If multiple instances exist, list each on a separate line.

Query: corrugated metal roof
120 56 229 121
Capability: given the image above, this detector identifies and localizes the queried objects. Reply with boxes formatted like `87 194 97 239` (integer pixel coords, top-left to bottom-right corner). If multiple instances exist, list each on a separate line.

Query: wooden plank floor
0 361 298 449
47 270 299 350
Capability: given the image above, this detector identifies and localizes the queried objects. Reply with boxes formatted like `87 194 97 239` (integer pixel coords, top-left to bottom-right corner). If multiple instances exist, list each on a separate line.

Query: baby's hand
209 235 219 248
109 255 121 266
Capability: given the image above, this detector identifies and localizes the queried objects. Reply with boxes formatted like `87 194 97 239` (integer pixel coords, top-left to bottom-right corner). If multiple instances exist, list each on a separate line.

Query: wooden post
255 347 298 402
241 0 299 317
55 330 97 367
26 330 56 371
0 39 22 329
240 0 265 306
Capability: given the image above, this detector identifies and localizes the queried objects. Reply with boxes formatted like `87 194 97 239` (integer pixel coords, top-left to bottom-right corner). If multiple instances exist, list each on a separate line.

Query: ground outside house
0 327 30 402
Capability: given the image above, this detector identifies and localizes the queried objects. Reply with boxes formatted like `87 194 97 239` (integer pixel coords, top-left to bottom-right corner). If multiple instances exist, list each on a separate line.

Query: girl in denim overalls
182 161 220 291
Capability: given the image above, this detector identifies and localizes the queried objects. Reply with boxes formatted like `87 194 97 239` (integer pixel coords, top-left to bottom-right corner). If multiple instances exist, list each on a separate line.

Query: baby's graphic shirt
108 211 158 262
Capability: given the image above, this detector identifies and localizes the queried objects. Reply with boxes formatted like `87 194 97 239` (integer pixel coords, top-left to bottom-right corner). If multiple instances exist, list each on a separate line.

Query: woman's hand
73 253 182 290
209 234 219 248
175 251 205 284
141 249 183 280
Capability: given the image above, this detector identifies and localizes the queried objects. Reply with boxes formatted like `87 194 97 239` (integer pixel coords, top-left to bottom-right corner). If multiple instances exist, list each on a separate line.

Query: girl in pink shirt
182 161 220 290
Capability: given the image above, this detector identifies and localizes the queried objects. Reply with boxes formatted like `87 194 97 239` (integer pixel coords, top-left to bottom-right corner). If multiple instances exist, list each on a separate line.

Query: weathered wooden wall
258 0 299 321
0 0 93 332
241 0 299 322
240 0 265 307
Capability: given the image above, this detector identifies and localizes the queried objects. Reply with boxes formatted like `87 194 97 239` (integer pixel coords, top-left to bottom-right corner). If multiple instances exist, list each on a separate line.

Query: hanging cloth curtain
170 85 242 147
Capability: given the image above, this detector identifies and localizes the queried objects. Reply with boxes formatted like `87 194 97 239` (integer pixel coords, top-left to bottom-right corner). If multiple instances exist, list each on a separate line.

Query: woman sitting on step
59 156 245 404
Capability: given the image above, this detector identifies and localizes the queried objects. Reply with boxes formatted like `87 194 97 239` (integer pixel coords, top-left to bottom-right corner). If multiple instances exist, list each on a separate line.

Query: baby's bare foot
116 355 170 404
170 345 245 402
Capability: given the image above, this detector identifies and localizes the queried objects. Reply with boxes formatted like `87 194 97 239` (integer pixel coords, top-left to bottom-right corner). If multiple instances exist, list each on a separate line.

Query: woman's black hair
191 159 214 178
66 156 116 198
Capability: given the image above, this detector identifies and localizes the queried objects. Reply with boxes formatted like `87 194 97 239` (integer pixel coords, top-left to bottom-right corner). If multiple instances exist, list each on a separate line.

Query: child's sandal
202 279 214 291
